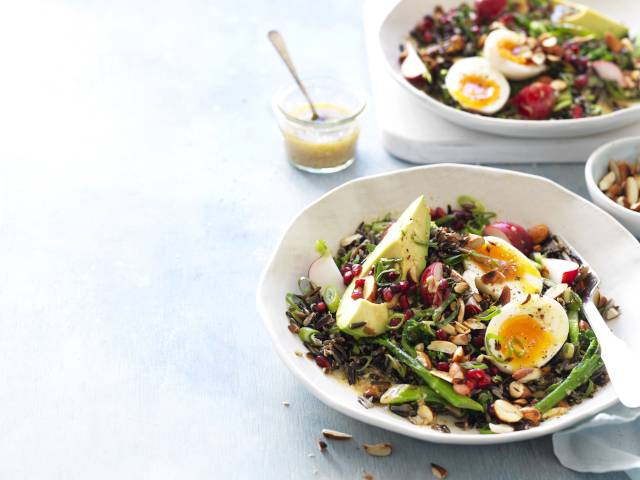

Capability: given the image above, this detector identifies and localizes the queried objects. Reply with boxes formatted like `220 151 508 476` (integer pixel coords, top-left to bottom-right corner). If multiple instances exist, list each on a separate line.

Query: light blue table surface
0 0 626 478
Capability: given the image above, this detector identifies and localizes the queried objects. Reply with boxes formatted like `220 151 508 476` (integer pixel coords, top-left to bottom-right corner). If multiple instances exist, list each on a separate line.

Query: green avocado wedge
552 0 628 38
336 195 430 338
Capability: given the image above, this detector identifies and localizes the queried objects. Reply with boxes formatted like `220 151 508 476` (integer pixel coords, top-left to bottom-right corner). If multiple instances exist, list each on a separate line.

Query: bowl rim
257 164 628 445
585 136 640 219
378 0 640 130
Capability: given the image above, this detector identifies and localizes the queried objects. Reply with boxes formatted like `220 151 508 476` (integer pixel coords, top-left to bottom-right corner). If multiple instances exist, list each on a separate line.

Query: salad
285 195 617 433
398 0 640 120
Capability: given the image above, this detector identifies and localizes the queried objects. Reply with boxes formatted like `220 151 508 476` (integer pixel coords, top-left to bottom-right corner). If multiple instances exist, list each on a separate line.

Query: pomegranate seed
315 355 331 369
390 284 401 293
315 302 327 313
571 104 584 119
340 264 352 275
422 15 434 30
436 361 450 372
399 294 410 310
436 329 449 340
355 278 366 288
422 31 434 43
404 309 414 320
352 264 362 276
499 12 514 24
343 270 354 285
382 287 394 302
432 207 446 219
465 378 478 391
351 288 363 300
389 316 402 327
387 271 399 281
466 369 486 382
477 375 492 389
575 74 588 90
489 366 498 375
471 335 485 347
398 280 410 292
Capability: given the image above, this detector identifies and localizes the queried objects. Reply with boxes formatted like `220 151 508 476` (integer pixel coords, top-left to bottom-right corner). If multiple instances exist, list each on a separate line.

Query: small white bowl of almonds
586 137 640 238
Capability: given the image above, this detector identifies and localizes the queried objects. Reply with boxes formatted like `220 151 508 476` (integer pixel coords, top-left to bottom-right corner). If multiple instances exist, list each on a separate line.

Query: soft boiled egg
463 236 542 302
483 29 547 80
485 294 569 373
444 57 510 114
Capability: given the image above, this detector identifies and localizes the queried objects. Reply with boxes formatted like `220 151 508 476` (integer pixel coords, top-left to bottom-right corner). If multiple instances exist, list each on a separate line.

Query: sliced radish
309 255 345 296
592 60 625 87
540 257 579 285
420 262 448 306
401 43 428 83
484 222 533 254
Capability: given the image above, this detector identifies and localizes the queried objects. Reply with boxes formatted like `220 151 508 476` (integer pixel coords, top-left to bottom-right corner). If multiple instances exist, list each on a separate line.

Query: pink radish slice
420 262 448 306
308 255 346 296
592 60 625 87
483 222 533 254
540 257 579 284
401 43 427 82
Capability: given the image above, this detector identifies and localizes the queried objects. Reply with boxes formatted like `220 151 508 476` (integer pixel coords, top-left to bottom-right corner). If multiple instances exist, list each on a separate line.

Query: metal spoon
555 234 640 408
268 30 322 121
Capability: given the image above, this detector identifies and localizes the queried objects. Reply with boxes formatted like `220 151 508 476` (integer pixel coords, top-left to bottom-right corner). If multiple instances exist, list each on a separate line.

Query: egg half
444 57 510 114
463 236 543 302
483 29 547 80
485 294 569 373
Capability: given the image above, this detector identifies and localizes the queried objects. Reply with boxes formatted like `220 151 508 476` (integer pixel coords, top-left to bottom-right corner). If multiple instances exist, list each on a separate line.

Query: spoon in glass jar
268 30 322 122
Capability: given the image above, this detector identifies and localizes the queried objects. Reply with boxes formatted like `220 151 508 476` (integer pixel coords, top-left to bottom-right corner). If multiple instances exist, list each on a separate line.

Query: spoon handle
583 301 640 408
268 30 320 121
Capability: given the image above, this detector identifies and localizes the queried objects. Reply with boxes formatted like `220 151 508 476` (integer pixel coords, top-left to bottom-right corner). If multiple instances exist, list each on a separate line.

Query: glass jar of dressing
273 77 366 173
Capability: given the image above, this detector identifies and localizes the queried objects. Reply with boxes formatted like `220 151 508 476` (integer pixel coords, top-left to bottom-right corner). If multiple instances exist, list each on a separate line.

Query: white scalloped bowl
257 164 640 444
378 0 640 138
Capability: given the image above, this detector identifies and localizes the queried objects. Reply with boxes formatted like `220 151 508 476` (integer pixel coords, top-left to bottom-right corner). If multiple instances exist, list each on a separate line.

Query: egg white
463 236 543 303
483 29 547 80
444 57 510 114
485 295 569 374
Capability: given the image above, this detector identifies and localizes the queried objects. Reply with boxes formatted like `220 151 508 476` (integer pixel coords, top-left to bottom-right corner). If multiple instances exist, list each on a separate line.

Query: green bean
432 292 457 322
568 310 579 346
374 338 484 412
380 384 444 405
535 340 604 413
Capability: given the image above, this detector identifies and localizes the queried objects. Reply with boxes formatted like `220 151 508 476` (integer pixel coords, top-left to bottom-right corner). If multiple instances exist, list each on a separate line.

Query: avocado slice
552 0 628 38
336 195 430 338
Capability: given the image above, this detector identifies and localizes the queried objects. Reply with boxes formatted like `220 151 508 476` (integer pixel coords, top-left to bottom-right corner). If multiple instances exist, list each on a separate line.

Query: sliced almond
463 319 486 330
416 350 433 369
493 399 523 423
449 362 465 381
498 286 511 305
508 381 528 399
362 276 378 302
532 51 546 65
454 320 471 335
431 463 448 479
546 54 561 62
417 404 434 424
604 31 622 52
450 333 470 346
428 340 457 354
512 367 541 383
340 233 363 247
465 234 485 249
408 265 419 283
541 36 557 48
544 283 568 299
453 282 469 294
441 323 457 335
520 406 542 424
550 79 567 91
605 307 620 320
480 270 506 285
453 382 471 396
322 429 352 440
609 159 621 181
625 176 639 205
542 406 569 420
489 422 514 434
363 442 392 457
452 346 465 363
528 224 549 244
462 270 479 294
430 369 453 383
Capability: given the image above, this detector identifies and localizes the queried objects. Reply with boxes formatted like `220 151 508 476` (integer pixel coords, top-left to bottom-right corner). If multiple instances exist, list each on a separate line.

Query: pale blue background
0 0 625 478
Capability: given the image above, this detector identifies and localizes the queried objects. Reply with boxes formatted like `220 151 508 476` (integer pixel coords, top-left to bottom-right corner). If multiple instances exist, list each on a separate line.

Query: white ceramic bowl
257 164 640 445
378 0 640 138
586 136 640 238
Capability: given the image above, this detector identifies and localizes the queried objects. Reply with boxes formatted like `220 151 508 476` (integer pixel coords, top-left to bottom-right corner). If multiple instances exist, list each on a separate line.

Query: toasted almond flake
453 282 469 294
454 320 470 335
450 333 470 346
430 369 453 383
294 351 303 357
363 473 374 480
431 463 448 479
609 159 621 181
544 283 568 299
532 51 546 65
415 342 425 352
417 404 435 424
449 362 465 381
340 233 363 247
453 382 471 396
465 234 484 249
416 350 433 369
493 399 523 423
428 340 457 354
463 319 486 330
363 442 392 457
480 269 506 285
550 79 567 91
541 36 557 48
441 323 457 335
508 381 527 399
322 429 352 440
512 367 541 383
625 176 639 204
452 346 465 363
542 406 569 420
605 307 620 320
546 54 561 62
520 406 542 424
489 422 514 434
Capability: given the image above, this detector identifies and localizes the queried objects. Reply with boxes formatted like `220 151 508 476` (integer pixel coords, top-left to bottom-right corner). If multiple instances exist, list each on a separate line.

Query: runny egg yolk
453 74 500 110
498 39 534 65
472 241 540 293
497 314 554 369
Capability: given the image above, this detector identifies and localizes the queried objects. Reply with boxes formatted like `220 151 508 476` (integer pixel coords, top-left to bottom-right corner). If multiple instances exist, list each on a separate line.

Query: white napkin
553 404 640 479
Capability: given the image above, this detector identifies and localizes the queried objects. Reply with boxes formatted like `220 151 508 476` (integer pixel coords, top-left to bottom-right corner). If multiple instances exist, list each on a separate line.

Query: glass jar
273 77 366 173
